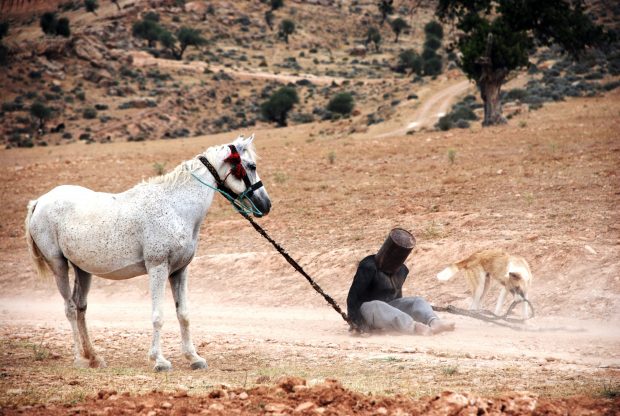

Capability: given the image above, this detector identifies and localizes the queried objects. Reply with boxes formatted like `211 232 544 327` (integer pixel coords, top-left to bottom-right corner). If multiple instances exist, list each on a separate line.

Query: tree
261 86 299 127
132 18 164 47
424 35 441 51
424 20 443 40
0 21 8 39
327 92 355 116
278 19 295 43
40 12 58 35
397 49 422 75
390 17 408 43
437 0 606 126
175 27 206 59
85 0 99 15
270 0 283 11
111 0 121 11
0 21 9 66
365 27 381 52
377 0 394 25
159 29 176 56
30 102 52 130
264 10 274 30
56 17 71 37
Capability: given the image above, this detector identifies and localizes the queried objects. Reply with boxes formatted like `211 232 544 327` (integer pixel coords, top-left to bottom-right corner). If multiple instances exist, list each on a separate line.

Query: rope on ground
432 301 584 333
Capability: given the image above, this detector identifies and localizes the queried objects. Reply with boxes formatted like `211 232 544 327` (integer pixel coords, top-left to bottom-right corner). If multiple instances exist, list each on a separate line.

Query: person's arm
394 264 409 299
347 259 375 329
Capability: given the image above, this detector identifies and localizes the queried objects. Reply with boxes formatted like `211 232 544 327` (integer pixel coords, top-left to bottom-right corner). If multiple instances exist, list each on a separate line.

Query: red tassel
224 150 246 179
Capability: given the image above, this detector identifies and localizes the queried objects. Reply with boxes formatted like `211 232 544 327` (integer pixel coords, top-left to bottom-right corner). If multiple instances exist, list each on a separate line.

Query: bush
397 49 422 75
423 56 442 76
84 0 98 14
0 44 9 66
424 21 443 39
40 12 58 35
437 115 453 131
260 86 299 127
424 35 442 51
450 105 477 121
505 88 528 101
327 92 354 116
455 119 470 128
82 107 98 119
422 47 438 61
30 101 52 129
279 19 295 43
0 21 8 39
56 17 70 37
366 27 382 52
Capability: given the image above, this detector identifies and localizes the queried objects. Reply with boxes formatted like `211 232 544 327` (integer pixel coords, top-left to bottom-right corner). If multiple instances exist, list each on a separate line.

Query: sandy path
130 51 347 86
377 79 472 138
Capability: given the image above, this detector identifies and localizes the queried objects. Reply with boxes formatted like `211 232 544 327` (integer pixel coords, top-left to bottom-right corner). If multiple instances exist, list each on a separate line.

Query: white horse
24 135 270 371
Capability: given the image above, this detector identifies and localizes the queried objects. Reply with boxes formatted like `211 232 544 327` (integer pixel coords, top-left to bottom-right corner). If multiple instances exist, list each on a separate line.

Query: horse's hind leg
72 266 106 368
169 267 207 370
48 257 84 367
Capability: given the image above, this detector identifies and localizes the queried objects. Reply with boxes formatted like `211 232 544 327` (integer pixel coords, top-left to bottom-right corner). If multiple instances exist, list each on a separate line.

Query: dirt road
378 80 472 138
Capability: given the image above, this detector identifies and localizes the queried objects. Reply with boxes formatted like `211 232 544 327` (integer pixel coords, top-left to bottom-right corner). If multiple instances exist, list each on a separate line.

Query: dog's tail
25 200 50 278
437 264 459 281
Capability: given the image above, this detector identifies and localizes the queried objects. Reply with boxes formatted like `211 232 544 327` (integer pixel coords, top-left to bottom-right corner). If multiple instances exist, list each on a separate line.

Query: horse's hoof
190 360 208 370
90 357 107 369
73 357 90 369
154 362 172 372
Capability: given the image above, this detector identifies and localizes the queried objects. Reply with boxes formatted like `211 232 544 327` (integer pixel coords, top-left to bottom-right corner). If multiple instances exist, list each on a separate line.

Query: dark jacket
346 254 408 329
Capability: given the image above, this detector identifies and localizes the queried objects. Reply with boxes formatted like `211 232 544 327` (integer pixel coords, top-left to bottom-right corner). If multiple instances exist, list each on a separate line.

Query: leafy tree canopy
261 86 299 127
436 0 605 81
56 17 71 37
0 21 8 39
85 0 99 14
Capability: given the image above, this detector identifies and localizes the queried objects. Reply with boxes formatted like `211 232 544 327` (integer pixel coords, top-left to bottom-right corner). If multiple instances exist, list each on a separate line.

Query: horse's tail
25 200 50 278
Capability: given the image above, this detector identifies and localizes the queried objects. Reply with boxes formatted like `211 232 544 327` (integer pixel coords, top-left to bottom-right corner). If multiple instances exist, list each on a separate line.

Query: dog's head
507 271 531 299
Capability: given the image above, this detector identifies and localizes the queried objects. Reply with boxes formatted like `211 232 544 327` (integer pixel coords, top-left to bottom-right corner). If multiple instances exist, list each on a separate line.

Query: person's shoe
430 319 456 334
413 322 432 336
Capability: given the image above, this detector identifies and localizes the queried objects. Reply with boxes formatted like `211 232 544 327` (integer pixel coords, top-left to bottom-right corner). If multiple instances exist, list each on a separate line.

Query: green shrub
82 107 97 119
56 17 70 37
424 20 443 39
437 115 452 131
84 0 98 15
279 19 295 43
40 12 58 35
260 86 299 127
327 92 354 116
30 101 52 129
424 35 441 51
423 56 442 76
397 49 422 75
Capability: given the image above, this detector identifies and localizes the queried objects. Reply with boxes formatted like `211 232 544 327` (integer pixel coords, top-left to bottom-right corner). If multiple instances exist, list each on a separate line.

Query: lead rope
239 211 359 331
194 156 360 332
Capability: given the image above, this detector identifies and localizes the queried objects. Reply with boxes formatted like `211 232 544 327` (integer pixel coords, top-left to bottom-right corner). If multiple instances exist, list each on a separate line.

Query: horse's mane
144 142 258 188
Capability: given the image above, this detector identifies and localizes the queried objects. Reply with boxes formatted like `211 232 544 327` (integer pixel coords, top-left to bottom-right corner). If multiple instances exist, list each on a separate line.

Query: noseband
198 145 264 199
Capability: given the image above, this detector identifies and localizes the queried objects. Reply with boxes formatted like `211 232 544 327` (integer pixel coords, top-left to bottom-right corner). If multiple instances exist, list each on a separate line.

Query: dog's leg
470 271 486 310
494 287 507 315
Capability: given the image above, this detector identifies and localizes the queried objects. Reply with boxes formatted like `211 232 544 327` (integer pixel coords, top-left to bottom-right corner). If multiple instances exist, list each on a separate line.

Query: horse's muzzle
251 195 271 217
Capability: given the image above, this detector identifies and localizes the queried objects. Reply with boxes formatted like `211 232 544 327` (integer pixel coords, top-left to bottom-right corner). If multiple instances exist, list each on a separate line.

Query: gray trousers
360 297 438 332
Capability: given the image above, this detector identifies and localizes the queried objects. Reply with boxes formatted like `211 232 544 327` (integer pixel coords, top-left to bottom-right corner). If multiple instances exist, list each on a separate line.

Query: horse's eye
247 163 256 171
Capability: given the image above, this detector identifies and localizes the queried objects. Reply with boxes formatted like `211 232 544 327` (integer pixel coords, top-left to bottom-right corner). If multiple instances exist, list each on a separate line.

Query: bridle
198 144 264 201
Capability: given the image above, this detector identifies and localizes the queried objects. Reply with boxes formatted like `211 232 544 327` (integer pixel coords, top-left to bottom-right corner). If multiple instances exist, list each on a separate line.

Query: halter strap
197 145 263 198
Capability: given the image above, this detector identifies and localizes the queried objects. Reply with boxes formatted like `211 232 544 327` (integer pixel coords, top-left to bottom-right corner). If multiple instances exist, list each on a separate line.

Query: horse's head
210 134 271 217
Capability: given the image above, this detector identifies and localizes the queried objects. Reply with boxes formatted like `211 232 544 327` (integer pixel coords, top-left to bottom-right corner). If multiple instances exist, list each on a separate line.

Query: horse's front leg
169 266 208 370
147 262 172 372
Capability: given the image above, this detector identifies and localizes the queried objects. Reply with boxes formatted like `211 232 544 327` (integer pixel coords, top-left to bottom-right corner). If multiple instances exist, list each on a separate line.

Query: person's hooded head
375 228 416 274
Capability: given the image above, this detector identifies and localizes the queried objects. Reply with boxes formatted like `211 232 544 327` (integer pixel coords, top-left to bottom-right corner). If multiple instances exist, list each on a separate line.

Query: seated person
347 228 455 335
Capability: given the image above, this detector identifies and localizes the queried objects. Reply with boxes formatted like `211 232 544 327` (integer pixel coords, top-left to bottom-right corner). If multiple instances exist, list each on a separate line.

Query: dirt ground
1 89 619 414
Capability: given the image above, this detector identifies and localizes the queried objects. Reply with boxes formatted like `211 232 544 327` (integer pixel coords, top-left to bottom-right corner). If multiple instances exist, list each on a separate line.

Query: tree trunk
477 33 507 126
478 72 507 126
